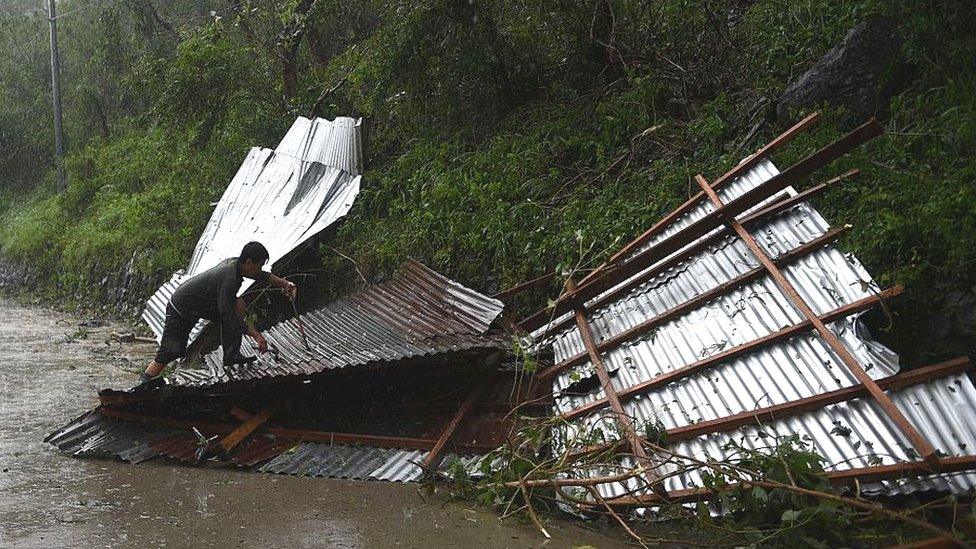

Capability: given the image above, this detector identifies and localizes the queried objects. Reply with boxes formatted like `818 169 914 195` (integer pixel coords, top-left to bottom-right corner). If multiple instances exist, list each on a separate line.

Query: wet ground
0 298 630 548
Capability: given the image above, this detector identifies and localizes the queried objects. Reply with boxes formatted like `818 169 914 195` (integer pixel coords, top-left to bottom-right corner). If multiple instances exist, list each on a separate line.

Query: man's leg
144 359 167 379
220 313 253 366
143 304 196 382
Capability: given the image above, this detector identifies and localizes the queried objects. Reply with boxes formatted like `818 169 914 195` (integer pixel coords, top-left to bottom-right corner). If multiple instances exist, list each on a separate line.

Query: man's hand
282 280 297 301
268 273 298 301
253 332 268 353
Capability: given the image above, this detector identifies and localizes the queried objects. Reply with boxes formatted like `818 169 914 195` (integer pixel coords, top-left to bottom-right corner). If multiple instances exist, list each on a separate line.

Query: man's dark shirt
170 257 269 322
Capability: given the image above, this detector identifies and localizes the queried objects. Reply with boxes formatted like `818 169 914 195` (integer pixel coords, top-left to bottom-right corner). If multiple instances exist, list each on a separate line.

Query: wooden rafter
566 278 667 498
219 406 276 453
565 357 971 461
533 168 859 342
580 112 823 286
692 172 937 464
421 382 490 471
597 454 976 509
559 285 903 421
537 224 851 382
520 118 881 332
97 408 499 453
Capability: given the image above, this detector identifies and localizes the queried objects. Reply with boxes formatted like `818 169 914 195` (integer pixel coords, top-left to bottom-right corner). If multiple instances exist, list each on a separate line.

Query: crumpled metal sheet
142 116 364 343
164 259 507 388
45 411 493 482
541 159 976 499
275 116 363 176
45 411 297 467
45 411 172 464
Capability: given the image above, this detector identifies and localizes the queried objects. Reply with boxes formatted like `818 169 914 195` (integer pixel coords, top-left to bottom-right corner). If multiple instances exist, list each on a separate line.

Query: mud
0 298 628 548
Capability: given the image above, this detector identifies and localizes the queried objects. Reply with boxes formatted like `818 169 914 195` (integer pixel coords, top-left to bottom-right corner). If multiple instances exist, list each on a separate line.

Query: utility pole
47 0 66 190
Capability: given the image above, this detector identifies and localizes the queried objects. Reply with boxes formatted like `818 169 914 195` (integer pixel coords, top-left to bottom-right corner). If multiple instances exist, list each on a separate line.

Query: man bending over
140 241 297 385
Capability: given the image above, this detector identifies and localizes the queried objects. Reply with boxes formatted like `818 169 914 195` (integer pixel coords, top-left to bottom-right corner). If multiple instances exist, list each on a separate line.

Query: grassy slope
0 0 973 363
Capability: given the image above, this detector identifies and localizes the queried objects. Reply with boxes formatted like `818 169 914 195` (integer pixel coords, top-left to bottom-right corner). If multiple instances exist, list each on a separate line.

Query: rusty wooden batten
516 113 976 503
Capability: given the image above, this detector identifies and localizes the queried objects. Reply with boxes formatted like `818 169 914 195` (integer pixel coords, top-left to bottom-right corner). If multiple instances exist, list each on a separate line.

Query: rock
778 17 907 121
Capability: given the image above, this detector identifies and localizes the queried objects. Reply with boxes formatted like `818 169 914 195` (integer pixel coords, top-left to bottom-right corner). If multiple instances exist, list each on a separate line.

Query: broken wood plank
220 406 275 453
422 383 490 471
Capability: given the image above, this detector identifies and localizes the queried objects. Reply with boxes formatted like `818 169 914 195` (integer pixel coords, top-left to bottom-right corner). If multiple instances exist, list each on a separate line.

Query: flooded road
0 298 628 548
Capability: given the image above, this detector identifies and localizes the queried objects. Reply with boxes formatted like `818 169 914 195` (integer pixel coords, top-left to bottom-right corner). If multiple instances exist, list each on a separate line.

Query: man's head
238 241 270 278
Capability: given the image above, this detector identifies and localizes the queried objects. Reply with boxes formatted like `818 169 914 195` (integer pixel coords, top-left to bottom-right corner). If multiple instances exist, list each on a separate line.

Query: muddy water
0 298 627 548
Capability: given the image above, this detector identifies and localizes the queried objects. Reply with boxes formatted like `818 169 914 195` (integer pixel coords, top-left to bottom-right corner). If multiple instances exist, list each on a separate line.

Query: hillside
0 0 973 364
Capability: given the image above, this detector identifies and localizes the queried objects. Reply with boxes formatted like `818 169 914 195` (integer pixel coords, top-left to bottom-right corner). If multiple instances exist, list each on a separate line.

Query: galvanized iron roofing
539 158 976 499
166 258 507 388
46 410 491 482
142 116 364 343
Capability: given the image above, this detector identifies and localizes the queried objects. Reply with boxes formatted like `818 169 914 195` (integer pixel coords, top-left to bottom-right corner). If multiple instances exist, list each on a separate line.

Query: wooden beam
565 357 972 460
220 406 275 453
581 113 822 286
598 454 976 509
668 356 971 443
566 279 666 497
536 224 850 382
520 119 882 332
98 409 459 452
890 538 958 549
693 172 938 464
229 406 251 422
422 382 490 471
560 286 902 421
532 168 859 343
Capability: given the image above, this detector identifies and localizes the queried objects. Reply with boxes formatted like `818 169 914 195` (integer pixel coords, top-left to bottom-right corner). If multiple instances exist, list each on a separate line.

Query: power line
52 0 106 19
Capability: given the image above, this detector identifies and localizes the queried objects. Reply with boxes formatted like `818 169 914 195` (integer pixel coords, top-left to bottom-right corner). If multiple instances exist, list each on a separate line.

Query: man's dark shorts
154 303 199 364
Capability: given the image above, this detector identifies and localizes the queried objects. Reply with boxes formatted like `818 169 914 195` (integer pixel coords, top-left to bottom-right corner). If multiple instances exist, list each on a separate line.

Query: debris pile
47 112 976 514
48 259 532 481
515 112 976 507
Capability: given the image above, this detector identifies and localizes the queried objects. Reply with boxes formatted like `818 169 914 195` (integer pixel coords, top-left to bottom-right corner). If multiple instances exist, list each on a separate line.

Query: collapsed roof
49 111 976 508
518 113 976 506
49 260 525 481
142 116 364 345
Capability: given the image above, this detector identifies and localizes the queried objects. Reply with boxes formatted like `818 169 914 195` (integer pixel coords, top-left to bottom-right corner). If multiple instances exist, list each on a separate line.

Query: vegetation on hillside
0 0 973 363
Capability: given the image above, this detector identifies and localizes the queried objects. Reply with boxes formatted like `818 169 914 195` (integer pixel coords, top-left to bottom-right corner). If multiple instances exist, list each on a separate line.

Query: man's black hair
239 241 270 264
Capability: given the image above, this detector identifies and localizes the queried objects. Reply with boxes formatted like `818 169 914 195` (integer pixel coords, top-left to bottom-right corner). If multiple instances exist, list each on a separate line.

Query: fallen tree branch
519 478 550 539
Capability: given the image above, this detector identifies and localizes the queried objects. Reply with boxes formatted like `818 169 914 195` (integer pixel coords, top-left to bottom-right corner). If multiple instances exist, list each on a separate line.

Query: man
140 241 297 384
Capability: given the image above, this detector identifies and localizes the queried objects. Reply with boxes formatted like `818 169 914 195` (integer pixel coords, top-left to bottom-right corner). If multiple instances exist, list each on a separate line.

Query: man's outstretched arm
265 273 297 300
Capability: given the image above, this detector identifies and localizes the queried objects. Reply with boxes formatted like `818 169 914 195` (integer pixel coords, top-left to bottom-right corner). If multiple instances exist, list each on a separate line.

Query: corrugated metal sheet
45 411 494 482
45 411 298 467
276 116 363 176
540 159 976 499
258 443 428 482
257 445 498 482
164 259 507 388
45 411 172 464
142 116 364 343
